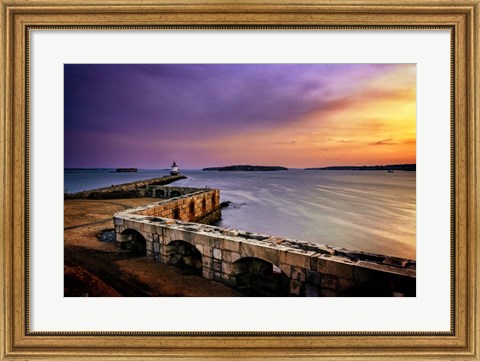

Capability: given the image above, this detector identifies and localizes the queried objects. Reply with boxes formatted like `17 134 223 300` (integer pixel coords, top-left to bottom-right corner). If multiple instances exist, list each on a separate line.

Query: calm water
65 169 416 259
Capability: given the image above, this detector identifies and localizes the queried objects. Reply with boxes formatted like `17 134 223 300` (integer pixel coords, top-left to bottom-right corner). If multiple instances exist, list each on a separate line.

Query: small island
305 164 416 171
115 168 138 172
203 165 288 171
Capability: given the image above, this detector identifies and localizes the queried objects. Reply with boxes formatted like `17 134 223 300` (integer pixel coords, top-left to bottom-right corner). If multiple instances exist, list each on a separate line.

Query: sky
64 64 416 169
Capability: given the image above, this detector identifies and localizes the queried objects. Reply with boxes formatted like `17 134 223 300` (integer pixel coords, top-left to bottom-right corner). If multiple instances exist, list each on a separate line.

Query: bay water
64 169 416 259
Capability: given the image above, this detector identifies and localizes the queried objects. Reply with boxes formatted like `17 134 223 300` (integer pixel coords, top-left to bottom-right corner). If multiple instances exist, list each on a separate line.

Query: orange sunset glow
200 66 415 168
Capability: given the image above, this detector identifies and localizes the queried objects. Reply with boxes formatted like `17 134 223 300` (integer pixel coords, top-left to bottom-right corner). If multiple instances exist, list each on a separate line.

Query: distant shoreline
203 165 288 171
305 164 416 171
65 163 416 172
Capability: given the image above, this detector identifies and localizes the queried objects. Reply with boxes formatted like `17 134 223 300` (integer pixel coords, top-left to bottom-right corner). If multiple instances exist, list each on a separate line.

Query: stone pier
113 186 415 297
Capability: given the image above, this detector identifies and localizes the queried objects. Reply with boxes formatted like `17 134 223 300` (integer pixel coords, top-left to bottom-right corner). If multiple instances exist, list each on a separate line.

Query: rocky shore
64 174 186 200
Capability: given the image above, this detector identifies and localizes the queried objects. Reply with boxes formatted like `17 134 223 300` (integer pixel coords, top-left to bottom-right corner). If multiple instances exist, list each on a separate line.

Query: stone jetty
113 185 416 297
64 175 186 199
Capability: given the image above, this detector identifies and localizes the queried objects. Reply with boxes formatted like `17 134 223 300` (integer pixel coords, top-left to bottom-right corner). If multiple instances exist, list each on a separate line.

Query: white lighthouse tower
170 161 179 175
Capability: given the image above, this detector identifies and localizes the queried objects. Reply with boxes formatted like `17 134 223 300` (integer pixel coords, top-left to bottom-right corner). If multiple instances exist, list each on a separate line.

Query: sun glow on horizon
198 65 416 168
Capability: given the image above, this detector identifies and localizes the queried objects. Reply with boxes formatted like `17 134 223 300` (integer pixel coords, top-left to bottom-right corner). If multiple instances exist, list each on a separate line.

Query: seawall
136 187 220 225
113 186 416 297
64 175 186 199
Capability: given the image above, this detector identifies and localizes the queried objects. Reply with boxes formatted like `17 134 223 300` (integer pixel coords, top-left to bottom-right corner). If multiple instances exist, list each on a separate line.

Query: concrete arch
154 188 165 198
232 256 290 296
164 236 199 252
233 256 288 276
166 239 203 274
119 228 147 254
238 246 283 272
170 190 181 198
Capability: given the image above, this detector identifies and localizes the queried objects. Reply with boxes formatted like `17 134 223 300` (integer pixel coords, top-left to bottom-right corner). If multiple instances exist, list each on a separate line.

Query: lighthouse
170 161 179 175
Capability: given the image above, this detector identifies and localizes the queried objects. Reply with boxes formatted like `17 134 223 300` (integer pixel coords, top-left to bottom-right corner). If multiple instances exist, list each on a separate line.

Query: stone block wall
135 188 220 224
113 203 416 297
64 175 186 199
144 185 204 199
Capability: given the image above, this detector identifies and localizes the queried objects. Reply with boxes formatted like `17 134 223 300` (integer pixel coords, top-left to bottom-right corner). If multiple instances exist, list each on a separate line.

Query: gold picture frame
1 0 478 359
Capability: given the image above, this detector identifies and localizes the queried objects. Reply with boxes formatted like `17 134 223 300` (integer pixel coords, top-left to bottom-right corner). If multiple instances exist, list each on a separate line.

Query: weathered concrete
144 185 203 199
135 188 220 224
113 186 416 297
64 175 186 199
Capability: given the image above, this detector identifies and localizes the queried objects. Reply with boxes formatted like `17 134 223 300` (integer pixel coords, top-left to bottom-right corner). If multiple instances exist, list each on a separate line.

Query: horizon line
65 162 417 170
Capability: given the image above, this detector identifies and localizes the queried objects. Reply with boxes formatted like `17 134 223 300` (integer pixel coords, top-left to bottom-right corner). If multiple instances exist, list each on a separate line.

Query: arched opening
170 190 181 198
233 257 290 296
119 229 147 255
211 194 216 207
189 201 195 215
202 198 206 211
172 208 180 219
154 188 165 198
166 240 203 274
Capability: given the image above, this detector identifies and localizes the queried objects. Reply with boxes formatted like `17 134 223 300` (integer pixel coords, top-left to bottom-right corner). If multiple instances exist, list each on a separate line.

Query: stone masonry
64 175 186 199
135 187 220 224
114 186 416 297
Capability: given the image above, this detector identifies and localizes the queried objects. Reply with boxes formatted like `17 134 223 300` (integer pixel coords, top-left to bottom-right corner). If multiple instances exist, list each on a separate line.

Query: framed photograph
1 0 478 359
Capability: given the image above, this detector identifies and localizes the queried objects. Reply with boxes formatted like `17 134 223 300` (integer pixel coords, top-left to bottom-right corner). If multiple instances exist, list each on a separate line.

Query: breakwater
64 175 186 199
113 185 416 297
138 187 221 225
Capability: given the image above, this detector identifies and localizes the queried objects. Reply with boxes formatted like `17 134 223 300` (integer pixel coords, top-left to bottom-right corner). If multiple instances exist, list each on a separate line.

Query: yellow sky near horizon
201 65 416 168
